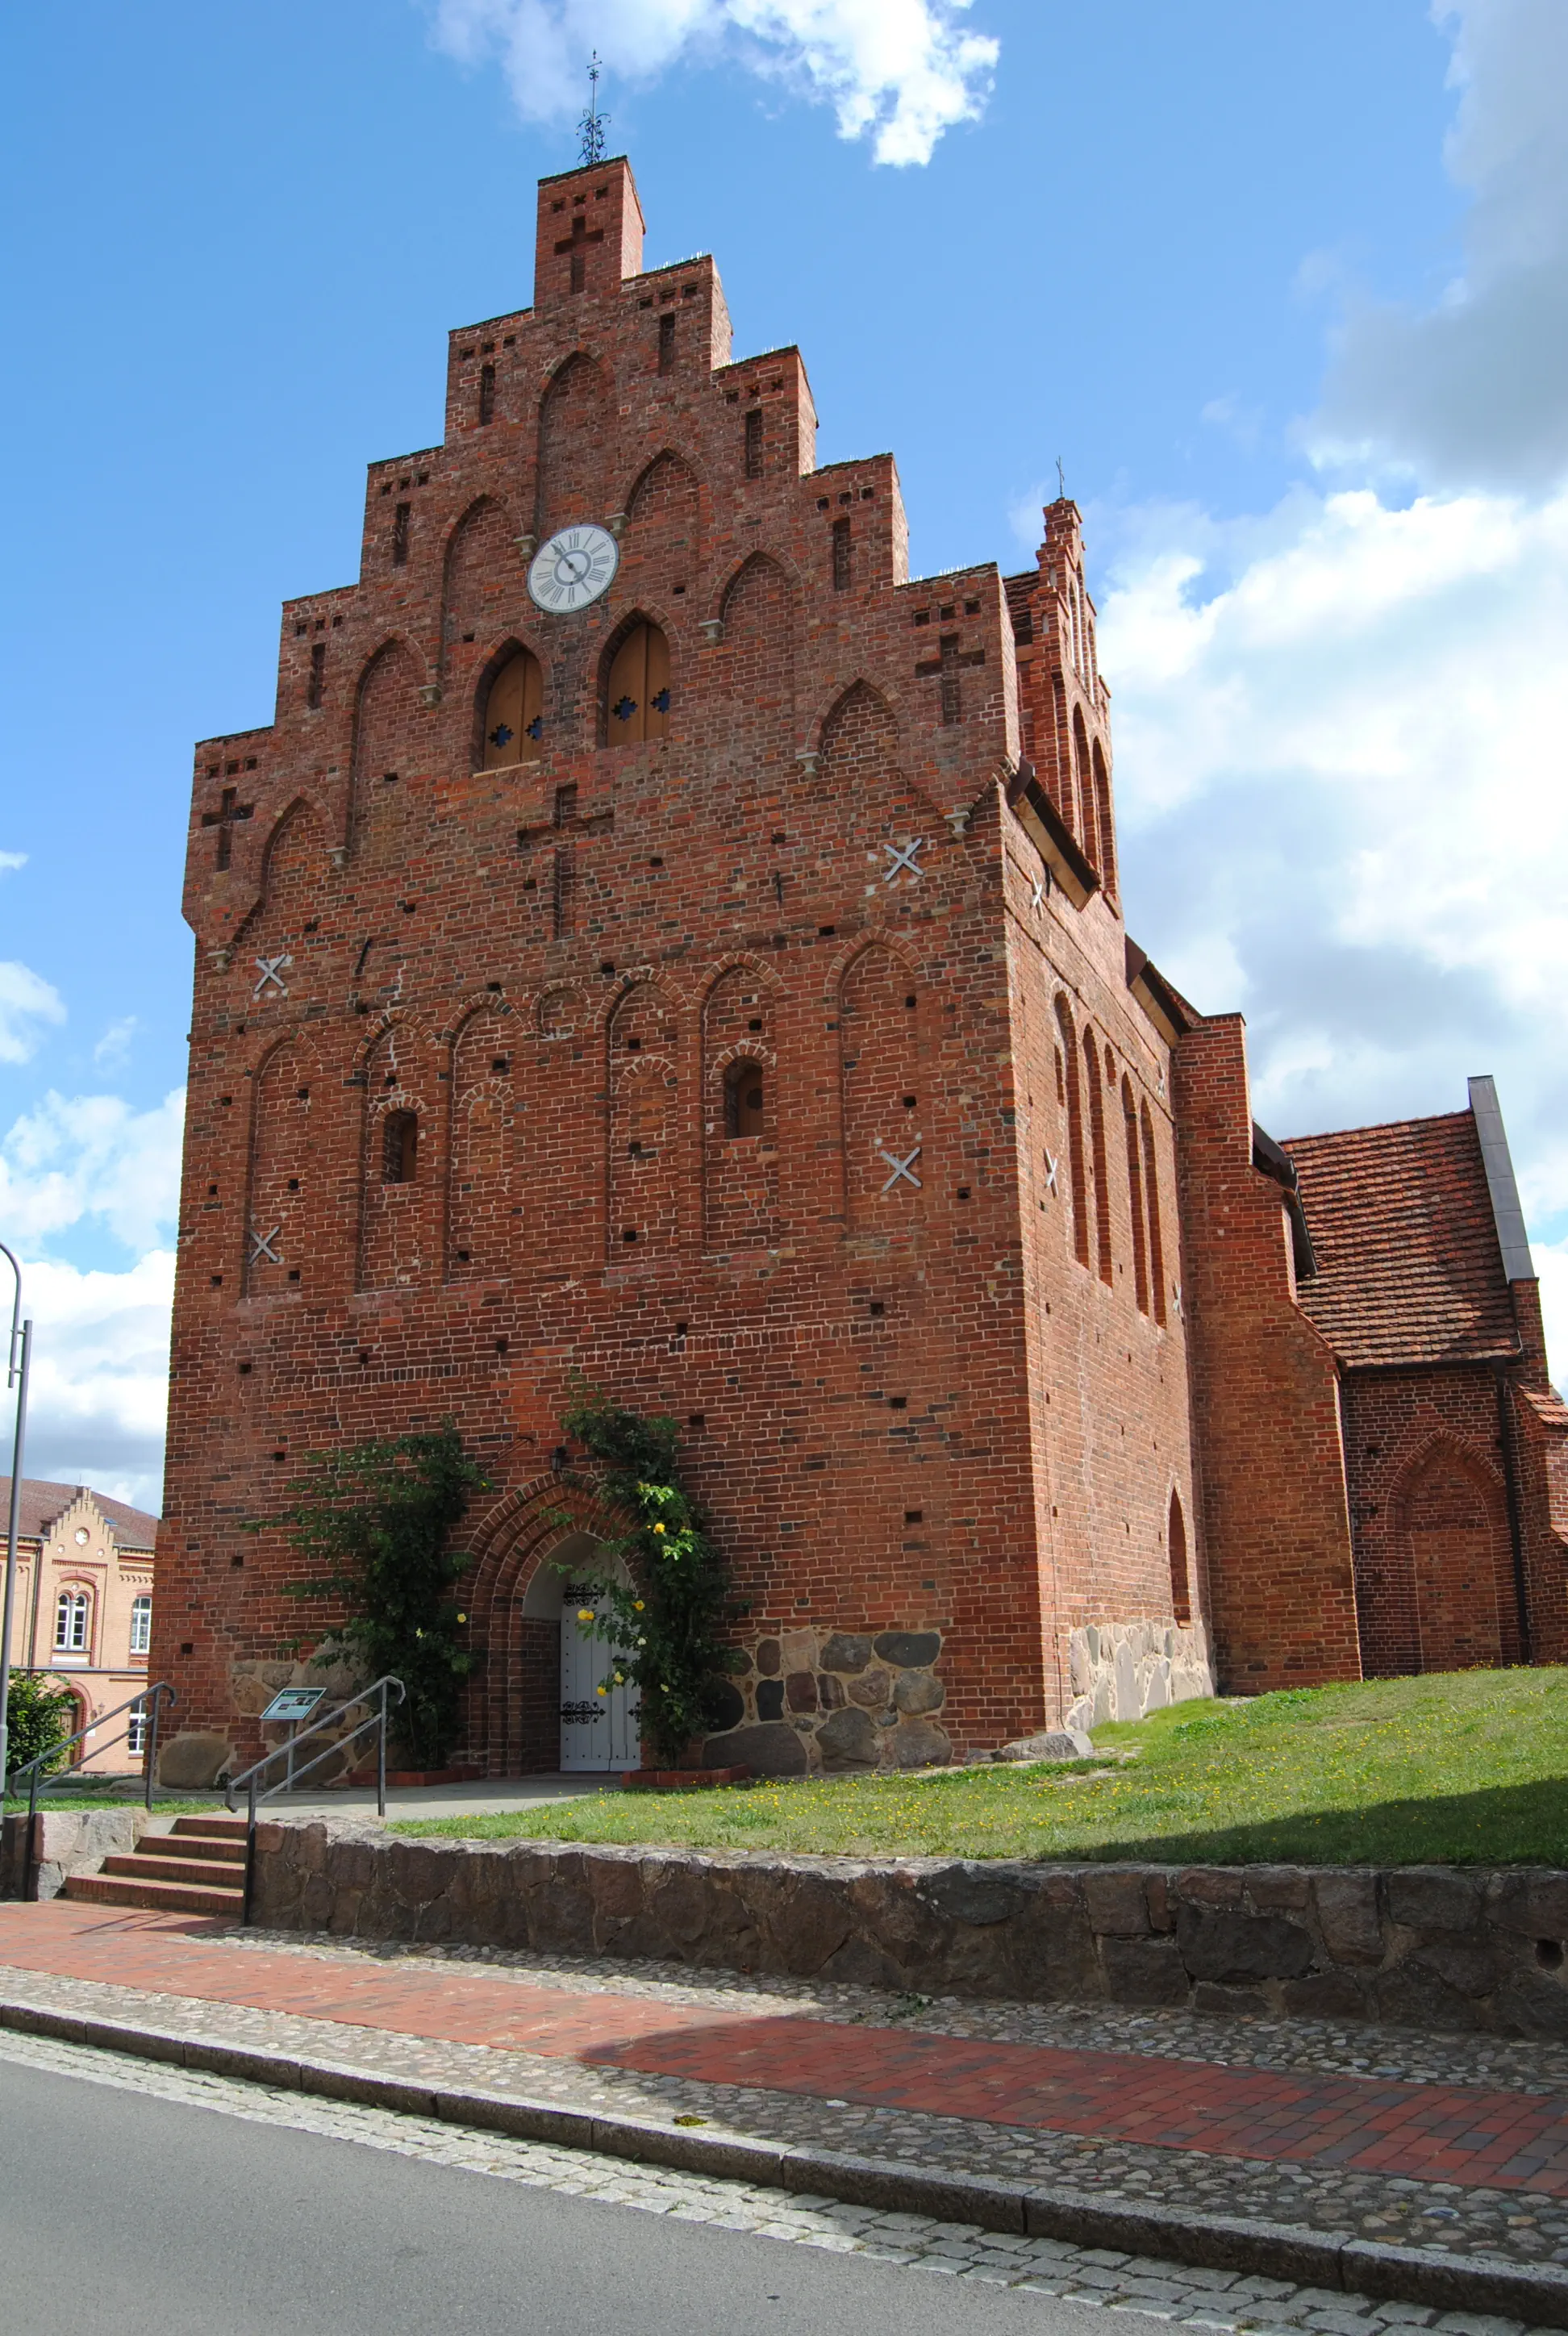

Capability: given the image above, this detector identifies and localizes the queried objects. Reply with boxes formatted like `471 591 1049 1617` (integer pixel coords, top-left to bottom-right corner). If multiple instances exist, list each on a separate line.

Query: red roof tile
1282 1110 1516 1369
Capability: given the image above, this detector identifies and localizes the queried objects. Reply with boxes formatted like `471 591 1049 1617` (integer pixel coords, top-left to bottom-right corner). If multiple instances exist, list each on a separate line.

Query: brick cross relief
882 837 924 884
252 954 293 999
915 632 986 724
555 211 604 292
200 786 253 871
878 1142 923 1193
517 786 613 941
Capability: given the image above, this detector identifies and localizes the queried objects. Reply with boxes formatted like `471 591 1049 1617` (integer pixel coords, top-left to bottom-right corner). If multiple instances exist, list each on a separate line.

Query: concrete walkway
261 1773 618 1820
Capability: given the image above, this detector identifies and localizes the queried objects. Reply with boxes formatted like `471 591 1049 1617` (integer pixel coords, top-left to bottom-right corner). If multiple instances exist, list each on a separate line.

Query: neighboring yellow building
2 1479 158 1774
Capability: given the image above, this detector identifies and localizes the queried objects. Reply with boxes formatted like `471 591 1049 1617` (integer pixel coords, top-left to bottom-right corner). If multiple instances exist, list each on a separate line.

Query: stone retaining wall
0 1807 152 1900
252 1821 1568 2038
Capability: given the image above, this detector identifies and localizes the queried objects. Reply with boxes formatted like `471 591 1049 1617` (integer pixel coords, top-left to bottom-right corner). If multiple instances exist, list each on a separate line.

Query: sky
2 0 1565 1512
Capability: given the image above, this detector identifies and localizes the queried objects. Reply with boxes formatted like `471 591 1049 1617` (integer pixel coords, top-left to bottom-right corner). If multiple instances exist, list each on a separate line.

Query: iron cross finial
579 52 610 165
1056 456 1066 498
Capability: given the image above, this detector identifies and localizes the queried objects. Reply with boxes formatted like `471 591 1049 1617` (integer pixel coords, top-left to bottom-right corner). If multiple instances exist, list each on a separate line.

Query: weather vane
579 52 609 165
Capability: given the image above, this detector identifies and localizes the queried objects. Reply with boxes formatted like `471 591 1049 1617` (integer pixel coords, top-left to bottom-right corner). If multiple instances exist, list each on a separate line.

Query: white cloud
430 0 997 165
1099 477 1568 1384
0 1091 185 1512
0 1089 185 1259
15 1251 176 1517
1312 0 1568 489
1089 2 1568 1400
0 961 65 1066
92 1016 138 1070
1537 1236 1568 1400
0 851 25 876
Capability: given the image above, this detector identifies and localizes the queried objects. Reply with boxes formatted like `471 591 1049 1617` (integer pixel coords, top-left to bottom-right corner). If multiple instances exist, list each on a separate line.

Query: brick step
169 1815 249 1841
62 1871 244 1917
137 1833 247 1865
101 1853 241 1888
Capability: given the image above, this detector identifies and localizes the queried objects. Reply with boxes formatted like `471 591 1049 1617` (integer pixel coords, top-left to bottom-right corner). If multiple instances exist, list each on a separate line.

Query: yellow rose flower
596 1684 607 1697
578 1608 595 1621
652 1523 666 1535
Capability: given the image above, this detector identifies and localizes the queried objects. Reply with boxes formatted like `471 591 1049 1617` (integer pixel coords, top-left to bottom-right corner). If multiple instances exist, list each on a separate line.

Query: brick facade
152 157 1566 1785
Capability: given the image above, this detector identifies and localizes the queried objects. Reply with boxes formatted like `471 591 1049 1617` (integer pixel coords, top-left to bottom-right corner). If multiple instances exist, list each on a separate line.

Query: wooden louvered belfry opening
605 622 670 744
482 650 544 770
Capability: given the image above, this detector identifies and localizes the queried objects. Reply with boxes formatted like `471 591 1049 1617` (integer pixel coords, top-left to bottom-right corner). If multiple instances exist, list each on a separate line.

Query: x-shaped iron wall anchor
882 838 924 883
1031 876 1046 915
1043 1149 1059 1195
1157 1066 1167 1099
1173 1282 1184 1321
248 1225 281 1266
878 1143 923 1193
253 953 293 999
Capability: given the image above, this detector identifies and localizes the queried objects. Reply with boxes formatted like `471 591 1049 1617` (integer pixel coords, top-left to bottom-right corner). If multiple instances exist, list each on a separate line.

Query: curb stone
3 1992 1566 2326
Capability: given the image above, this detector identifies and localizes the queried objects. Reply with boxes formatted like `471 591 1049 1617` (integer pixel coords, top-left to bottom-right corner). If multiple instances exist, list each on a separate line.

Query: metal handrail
5 1681 176 1902
224 1675 405 1924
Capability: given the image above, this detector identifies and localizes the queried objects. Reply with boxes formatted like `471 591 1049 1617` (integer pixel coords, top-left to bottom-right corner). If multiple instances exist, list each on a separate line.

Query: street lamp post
0 1243 33 1796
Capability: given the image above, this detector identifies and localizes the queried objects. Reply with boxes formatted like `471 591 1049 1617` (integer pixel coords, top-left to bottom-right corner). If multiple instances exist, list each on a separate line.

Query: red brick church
153 157 1568 1784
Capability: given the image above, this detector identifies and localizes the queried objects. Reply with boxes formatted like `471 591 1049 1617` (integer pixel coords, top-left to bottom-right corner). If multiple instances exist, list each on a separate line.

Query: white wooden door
558 1577 641 1771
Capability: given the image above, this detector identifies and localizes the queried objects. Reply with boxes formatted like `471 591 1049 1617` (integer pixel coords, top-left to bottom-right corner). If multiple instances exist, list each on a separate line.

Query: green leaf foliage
6 1671 76 1779
557 1389 740 1769
264 1426 487 1770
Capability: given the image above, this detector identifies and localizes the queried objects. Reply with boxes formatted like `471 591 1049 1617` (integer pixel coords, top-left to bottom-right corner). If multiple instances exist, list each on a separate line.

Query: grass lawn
2 1794 225 1816
394 1667 1568 1867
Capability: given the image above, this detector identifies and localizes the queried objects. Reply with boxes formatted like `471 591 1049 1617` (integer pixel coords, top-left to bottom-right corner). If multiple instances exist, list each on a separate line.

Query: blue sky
2 0 1565 1506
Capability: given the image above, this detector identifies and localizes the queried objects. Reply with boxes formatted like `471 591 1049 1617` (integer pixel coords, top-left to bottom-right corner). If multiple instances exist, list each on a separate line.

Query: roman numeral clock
528 524 619 613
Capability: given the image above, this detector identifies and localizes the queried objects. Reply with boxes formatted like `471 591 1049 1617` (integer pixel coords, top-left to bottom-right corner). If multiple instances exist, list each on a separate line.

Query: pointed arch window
1074 708 1096 867
1092 740 1116 899
1053 997 1089 1268
382 1111 419 1185
1168 1491 1191 1625
724 1058 765 1138
1141 1100 1167 1325
1123 1079 1149 1315
1082 1026 1113 1286
482 650 544 769
605 623 671 744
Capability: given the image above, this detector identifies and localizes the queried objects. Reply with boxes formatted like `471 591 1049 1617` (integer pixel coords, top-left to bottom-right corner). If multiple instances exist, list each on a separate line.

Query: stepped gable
1284 1111 1520 1369
0 1477 159 1551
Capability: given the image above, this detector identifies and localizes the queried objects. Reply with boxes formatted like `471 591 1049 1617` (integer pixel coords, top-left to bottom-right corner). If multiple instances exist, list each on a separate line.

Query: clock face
528 524 619 614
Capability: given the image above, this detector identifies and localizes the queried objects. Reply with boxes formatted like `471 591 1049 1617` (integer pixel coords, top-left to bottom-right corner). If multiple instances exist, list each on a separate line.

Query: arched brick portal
1362 1437 1519 1678
454 1479 623 1775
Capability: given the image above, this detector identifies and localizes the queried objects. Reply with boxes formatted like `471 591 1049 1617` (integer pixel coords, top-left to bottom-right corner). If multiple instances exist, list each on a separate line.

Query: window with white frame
125 1704 148 1757
129 1594 152 1657
55 1589 90 1654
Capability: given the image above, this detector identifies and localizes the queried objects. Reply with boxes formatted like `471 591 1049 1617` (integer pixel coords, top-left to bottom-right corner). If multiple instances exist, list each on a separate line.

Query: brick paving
3 1902 1568 2198
5 1900 1568 2290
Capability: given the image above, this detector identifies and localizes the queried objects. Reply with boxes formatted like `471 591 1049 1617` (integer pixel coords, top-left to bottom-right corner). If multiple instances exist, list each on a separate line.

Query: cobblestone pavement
3 1905 1568 2276
0 2025 1548 2336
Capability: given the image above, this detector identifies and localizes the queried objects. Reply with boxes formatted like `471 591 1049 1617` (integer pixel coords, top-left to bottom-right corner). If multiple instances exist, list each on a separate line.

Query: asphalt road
0 2055 1117 2336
